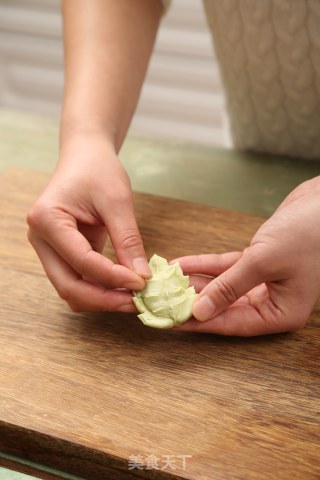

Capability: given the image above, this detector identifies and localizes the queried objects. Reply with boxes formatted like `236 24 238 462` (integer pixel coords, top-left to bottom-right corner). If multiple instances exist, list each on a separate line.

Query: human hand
172 177 320 336
27 135 150 312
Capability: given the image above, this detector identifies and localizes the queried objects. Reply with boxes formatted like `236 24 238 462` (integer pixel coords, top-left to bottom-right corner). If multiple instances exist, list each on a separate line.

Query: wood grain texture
0 168 319 480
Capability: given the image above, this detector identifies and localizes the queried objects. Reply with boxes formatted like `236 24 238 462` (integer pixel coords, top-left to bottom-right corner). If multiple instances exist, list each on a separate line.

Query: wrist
59 108 118 150
59 124 117 158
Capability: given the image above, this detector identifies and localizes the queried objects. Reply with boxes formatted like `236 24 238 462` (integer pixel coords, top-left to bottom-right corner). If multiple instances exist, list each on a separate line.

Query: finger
171 252 242 276
189 276 263 301
29 210 145 291
28 231 136 312
174 284 288 336
189 275 212 293
173 302 288 337
102 196 151 278
192 250 268 321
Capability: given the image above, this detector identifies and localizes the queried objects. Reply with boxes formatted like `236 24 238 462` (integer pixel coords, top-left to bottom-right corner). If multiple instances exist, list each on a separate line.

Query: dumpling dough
132 254 197 329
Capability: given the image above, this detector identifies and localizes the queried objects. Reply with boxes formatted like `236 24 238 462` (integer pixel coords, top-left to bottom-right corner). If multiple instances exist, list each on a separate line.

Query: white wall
0 0 230 147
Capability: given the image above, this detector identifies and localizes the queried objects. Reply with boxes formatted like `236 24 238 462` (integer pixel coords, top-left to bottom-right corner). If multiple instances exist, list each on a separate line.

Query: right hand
27 134 150 313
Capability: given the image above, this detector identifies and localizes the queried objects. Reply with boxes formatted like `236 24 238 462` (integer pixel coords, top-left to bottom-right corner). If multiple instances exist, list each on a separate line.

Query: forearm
60 0 163 153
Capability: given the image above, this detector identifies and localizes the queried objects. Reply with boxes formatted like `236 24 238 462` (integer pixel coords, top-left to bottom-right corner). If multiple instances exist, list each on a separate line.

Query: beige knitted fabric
163 0 320 160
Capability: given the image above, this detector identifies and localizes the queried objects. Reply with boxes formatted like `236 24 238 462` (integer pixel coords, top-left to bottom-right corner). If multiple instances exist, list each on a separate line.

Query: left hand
172 177 320 336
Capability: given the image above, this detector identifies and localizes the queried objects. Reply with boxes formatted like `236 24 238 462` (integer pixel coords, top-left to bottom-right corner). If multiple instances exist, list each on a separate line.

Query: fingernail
118 303 136 313
124 278 145 291
193 295 215 321
132 257 152 278
168 259 177 265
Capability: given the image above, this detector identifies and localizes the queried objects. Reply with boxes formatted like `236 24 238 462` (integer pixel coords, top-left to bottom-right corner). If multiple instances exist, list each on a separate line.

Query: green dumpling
132 254 197 329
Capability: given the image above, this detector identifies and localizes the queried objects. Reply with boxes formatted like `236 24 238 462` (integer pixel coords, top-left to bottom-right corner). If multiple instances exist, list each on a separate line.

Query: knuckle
119 230 142 250
57 285 84 312
214 277 238 305
56 285 71 302
26 205 40 229
67 301 83 313
244 245 270 277
245 246 264 269
118 187 132 204
109 185 132 205
26 201 49 230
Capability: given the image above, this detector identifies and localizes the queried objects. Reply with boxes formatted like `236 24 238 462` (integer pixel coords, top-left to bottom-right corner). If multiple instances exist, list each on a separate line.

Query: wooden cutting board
0 168 319 480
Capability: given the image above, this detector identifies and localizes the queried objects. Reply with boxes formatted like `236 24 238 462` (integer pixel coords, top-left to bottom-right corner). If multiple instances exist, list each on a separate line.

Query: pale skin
173 176 320 336
27 0 320 334
27 0 163 312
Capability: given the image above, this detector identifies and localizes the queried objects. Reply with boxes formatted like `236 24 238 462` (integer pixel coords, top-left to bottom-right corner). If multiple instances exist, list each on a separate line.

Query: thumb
193 250 266 321
104 201 151 279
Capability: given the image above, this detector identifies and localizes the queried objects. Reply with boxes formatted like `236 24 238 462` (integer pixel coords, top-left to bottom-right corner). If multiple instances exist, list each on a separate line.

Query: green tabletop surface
0 451 86 480
0 467 34 480
1 108 319 218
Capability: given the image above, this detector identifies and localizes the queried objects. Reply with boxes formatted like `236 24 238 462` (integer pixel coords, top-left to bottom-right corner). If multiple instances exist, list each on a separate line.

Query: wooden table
0 168 319 480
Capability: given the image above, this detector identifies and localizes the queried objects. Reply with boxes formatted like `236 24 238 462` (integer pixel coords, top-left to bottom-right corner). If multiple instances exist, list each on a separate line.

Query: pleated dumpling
132 254 197 329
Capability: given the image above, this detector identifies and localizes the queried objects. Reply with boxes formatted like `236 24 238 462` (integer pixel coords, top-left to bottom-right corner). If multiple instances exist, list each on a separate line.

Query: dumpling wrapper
132 254 197 329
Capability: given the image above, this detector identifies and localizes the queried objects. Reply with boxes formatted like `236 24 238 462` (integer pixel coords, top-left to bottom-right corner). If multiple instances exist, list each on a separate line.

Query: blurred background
0 0 231 147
